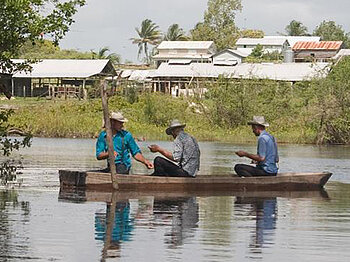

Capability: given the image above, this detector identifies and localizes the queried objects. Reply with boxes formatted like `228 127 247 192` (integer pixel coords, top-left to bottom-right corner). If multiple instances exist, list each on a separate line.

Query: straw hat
166 119 186 135
110 111 128 123
247 116 269 127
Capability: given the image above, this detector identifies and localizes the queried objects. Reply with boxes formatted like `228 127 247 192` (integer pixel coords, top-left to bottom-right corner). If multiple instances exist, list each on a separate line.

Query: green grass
0 96 319 143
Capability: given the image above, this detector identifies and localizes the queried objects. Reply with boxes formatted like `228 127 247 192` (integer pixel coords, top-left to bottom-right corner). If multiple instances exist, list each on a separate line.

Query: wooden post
82 79 87 100
100 79 118 190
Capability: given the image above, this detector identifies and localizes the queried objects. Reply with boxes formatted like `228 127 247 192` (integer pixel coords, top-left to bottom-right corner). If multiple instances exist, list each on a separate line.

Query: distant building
236 38 289 54
264 36 320 49
332 49 350 62
212 49 251 65
150 62 329 96
292 41 343 62
1 59 116 98
152 41 216 67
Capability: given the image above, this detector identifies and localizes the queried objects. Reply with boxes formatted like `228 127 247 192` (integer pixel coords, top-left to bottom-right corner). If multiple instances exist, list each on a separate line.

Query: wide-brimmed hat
247 116 269 127
166 119 186 135
110 111 128 123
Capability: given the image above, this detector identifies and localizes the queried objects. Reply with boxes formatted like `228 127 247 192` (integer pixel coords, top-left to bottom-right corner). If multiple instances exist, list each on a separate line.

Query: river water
1 137 350 261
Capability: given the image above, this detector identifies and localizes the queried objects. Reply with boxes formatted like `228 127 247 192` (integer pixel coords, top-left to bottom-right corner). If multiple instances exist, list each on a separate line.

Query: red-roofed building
292 41 343 62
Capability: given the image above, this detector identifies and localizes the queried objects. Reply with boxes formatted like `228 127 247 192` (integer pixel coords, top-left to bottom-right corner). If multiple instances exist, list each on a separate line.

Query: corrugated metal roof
293 41 343 50
12 59 115 78
168 59 192 65
236 38 287 46
128 70 155 81
153 54 212 60
332 49 350 60
153 62 329 82
264 36 320 47
157 41 214 49
213 49 251 58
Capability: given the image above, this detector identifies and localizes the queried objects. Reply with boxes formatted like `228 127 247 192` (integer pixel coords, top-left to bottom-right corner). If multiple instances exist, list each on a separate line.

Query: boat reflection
58 187 330 260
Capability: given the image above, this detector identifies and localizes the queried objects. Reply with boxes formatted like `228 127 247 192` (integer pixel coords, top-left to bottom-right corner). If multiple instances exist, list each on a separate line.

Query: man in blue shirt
96 111 153 174
234 116 279 177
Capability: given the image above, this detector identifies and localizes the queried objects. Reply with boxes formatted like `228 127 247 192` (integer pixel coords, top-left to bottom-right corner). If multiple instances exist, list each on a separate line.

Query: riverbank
1 94 316 143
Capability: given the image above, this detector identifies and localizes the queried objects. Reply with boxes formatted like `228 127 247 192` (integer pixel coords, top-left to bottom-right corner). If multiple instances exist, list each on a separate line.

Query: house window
243 45 247 48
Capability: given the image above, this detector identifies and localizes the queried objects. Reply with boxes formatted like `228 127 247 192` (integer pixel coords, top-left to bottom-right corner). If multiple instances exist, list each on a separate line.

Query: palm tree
285 20 308 36
91 47 121 65
131 19 161 63
164 24 188 41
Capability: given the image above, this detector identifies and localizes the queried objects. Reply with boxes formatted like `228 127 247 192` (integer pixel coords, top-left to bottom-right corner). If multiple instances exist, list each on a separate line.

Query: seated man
148 119 200 177
96 111 153 174
235 116 278 177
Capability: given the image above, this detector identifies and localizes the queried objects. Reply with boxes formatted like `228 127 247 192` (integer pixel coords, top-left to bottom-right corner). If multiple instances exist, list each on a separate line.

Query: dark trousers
100 163 130 175
234 164 276 177
152 156 192 177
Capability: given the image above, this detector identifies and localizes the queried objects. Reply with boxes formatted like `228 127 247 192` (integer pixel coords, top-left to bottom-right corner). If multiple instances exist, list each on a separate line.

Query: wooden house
292 41 343 62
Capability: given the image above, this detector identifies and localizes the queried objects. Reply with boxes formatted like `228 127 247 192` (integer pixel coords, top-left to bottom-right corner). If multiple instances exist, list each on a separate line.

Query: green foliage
18 39 92 59
240 29 264 38
0 110 32 185
246 50 283 63
285 20 308 36
0 0 86 74
131 19 161 64
164 24 188 41
190 0 242 50
90 46 121 65
142 93 188 126
3 58 350 145
250 44 263 58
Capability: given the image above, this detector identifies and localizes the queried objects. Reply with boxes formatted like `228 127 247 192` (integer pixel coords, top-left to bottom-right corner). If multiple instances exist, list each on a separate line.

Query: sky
60 0 350 63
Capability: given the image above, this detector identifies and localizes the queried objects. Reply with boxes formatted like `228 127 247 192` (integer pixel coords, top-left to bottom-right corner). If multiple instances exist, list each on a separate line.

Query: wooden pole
100 79 118 190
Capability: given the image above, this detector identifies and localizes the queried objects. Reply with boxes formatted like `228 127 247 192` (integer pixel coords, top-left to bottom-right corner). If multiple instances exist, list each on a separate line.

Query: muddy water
1 138 350 261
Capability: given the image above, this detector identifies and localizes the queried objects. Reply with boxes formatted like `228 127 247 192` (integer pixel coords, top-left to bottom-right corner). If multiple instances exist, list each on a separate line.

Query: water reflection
153 197 198 248
235 197 277 255
0 190 30 261
95 199 134 259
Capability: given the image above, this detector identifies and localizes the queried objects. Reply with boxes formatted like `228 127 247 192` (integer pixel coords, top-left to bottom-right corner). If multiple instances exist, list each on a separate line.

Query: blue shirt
96 130 141 169
257 130 279 174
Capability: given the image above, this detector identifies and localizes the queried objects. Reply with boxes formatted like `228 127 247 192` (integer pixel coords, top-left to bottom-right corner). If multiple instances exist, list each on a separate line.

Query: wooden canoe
59 170 332 192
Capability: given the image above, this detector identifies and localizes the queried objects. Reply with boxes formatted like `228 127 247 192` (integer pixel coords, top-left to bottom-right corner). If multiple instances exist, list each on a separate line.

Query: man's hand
148 144 160 153
144 160 154 169
114 151 118 157
235 150 247 157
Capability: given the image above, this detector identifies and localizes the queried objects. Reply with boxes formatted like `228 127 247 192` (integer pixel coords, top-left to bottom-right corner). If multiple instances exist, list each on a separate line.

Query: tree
240 29 264 38
0 0 86 74
91 47 121 65
0 0 85 184
191 0 242 50
285 20 308 36
131 19 161 64
18 40 92 59
250 44 263 58
164 24 188 41
313 20 350 47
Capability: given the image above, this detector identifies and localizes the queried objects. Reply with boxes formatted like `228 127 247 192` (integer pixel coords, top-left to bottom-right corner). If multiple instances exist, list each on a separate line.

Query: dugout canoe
59 170 332 192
